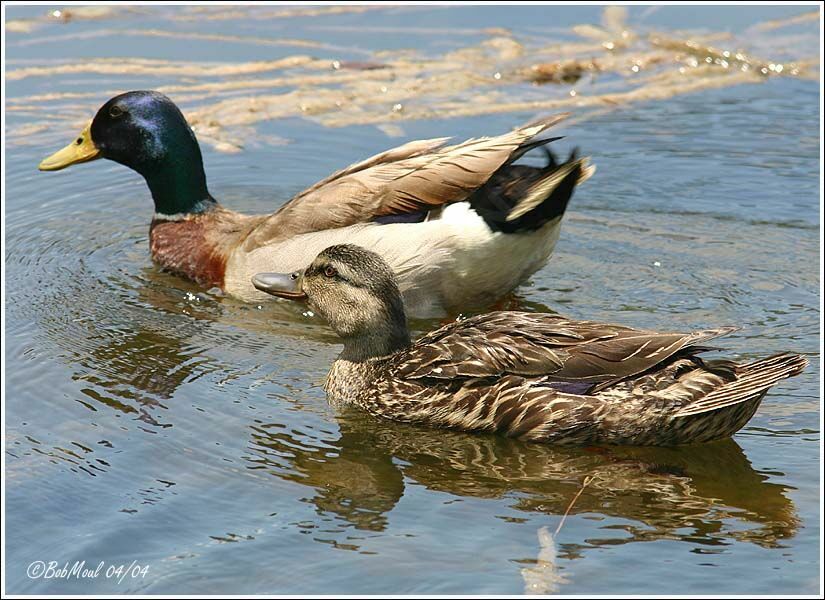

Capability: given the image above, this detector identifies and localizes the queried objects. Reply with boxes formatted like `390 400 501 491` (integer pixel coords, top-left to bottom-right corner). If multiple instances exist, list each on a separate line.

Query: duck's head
252 244 411 359
39 91 213 216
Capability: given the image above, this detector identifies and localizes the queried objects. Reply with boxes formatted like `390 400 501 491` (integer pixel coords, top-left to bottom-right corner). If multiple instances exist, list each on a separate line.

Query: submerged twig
555 475 594 536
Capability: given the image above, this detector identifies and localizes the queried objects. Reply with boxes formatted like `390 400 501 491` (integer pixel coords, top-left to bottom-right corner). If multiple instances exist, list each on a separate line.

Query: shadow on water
245 409 799 549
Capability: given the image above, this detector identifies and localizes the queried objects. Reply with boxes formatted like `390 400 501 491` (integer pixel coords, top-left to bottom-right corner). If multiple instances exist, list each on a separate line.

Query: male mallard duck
38 91 593 317
252 244 807 446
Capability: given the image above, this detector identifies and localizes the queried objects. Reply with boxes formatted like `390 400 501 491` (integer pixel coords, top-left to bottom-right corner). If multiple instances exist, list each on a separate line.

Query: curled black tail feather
544 147 558 169
470 140 594 234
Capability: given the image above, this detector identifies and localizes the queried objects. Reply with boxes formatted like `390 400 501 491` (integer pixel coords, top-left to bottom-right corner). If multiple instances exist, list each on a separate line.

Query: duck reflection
57 263 331 427
59 270 221 427
74 327 195 427
246 410 798 549
246 419 404 532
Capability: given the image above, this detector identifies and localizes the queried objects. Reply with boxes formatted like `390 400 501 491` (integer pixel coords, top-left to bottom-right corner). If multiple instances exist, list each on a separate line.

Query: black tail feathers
470 141 593 234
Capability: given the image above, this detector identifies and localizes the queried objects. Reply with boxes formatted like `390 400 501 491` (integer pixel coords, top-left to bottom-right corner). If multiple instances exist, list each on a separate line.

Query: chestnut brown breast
149 217 228 288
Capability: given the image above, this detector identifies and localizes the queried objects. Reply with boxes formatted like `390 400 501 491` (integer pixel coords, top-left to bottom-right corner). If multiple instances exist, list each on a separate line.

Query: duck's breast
150 217 229 288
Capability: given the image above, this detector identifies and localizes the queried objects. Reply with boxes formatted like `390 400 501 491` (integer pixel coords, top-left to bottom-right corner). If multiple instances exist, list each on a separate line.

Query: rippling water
4 5 821 595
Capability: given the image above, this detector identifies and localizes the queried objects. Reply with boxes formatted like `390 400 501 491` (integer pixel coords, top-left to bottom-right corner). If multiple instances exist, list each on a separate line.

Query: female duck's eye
323 266 337 278
109 105 124 118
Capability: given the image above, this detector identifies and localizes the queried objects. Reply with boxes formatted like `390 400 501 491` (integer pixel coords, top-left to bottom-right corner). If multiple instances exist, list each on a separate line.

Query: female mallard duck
252 244 807 446
38 90 593 317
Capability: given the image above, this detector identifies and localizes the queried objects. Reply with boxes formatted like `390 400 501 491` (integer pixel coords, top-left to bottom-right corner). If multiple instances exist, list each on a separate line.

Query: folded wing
392 311 738 391
241 115 574 251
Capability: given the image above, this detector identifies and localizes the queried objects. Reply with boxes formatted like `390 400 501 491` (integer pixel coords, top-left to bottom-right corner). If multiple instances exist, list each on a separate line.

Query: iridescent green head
39 91 215 216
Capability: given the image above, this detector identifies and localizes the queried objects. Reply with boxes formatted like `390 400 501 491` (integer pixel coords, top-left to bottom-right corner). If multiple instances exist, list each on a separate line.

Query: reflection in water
75 328 199 426
37 248 333 426
246 410 798 550
521 526 567 595
246 420 403 533
5 2 819 594
8 199 805 555
48 267 223 428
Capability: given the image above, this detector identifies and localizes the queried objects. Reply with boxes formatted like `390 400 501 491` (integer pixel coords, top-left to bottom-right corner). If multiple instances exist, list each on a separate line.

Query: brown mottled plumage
253 245 807 446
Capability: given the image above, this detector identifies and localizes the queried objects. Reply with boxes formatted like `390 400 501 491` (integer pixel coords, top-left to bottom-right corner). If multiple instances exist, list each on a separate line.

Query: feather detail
284 245 807 446
505 158 588 222
150 208 261 288
673 353 808 417
326 312 805 445
391 313 737 392
241 114 579 251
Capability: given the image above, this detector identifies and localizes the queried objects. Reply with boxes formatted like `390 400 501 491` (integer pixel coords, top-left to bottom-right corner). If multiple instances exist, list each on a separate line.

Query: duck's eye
109 105 124 118
323 266 337 278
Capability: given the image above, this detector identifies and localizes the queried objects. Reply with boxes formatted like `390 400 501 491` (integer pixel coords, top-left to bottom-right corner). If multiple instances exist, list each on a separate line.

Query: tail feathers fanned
674 353 807 417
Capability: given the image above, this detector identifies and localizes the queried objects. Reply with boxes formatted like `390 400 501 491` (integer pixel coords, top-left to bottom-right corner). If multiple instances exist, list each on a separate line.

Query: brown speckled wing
357 315 807 445
393 311 738 389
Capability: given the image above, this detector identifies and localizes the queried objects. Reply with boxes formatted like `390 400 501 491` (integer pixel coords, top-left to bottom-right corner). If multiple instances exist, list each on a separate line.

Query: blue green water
4 4 821 594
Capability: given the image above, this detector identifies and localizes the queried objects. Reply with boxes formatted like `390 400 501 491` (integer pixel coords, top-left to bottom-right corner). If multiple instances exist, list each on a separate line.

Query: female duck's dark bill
38 123 101 171
251 272 307 300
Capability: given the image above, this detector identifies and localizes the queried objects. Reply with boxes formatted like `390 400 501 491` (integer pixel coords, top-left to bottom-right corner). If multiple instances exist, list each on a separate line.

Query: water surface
4 4 821 595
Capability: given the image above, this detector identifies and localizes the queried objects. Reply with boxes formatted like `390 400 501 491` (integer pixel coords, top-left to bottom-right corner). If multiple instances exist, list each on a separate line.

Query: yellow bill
38 123 101 171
